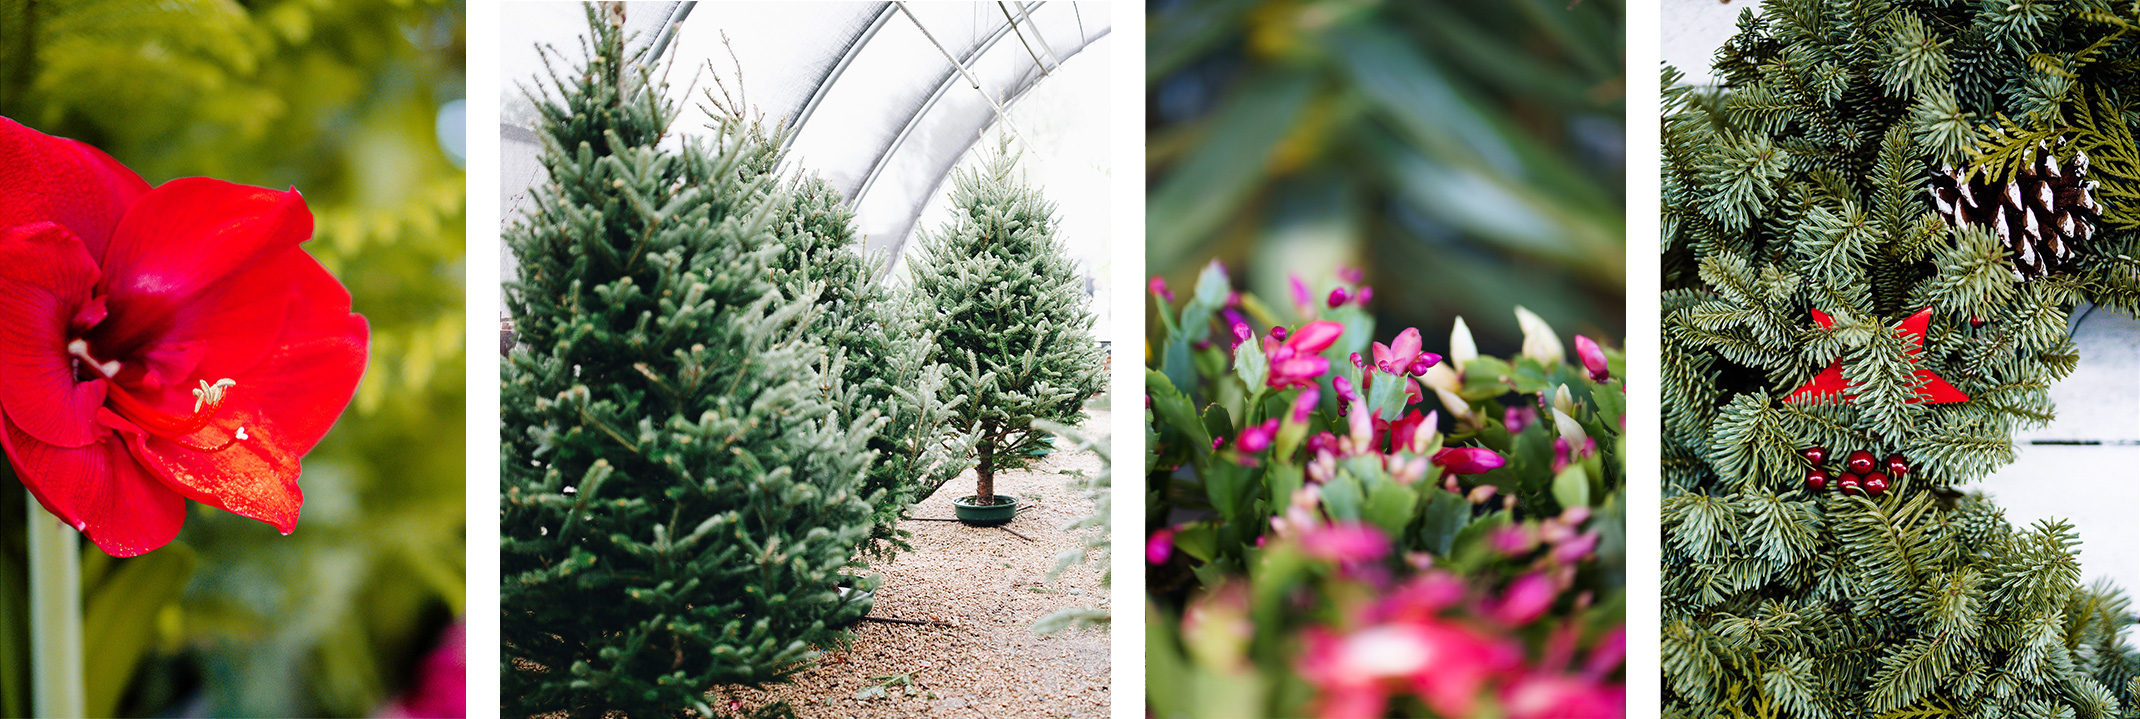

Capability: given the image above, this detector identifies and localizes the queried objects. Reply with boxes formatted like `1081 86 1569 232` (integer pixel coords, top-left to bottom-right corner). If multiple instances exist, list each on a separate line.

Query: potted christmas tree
1661 2 2140 715
910 140 1105 525
500 9 878 716
721 99 978 560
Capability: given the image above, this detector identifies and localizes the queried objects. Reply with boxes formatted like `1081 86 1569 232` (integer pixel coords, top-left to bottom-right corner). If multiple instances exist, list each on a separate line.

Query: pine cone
1928 140 2104 281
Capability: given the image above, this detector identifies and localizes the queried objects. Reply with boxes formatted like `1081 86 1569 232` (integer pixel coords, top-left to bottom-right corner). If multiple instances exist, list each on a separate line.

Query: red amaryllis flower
0 117 366 557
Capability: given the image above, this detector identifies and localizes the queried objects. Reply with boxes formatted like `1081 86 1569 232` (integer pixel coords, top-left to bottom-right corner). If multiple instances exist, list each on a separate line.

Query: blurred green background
1147 0 1625 350
0 0 465 716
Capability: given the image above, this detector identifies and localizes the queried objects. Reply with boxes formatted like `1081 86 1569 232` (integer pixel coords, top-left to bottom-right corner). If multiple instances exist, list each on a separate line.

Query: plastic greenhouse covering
501 1 1115 337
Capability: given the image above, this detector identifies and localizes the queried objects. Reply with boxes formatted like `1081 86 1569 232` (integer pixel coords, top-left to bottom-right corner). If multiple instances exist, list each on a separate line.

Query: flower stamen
103 377 240 451
66 339 119 379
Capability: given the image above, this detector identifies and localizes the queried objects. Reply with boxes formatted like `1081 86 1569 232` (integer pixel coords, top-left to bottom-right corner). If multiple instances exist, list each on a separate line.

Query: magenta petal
1146 528 1176 564
1433 447 1506 475
1287 320 1347 355
1390 327 1422 366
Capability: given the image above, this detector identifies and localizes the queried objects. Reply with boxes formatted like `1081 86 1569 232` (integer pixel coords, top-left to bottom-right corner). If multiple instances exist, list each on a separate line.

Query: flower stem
25 493 82 718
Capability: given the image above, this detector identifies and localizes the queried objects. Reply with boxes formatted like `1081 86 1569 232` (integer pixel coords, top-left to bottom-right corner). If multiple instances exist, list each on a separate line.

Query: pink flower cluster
1272 522 1623 719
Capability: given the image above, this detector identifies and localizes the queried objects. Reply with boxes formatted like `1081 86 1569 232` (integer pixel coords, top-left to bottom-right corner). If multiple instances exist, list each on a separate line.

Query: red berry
1801 446 1828 465
1805 468 1831 492
1970 315 1987 328
1839 476 1862 496
1846 450 1876 476
1863 472 1889 496
1885 454 1910 477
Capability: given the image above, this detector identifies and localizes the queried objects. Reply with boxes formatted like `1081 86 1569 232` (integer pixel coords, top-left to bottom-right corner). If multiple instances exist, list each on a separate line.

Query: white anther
234 426 249 441
192 378 237 412
66 339 119 379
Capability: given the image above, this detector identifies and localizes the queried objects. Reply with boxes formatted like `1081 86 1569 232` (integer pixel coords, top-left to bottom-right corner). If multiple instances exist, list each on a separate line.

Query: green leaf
1149 370 1212 467
1321 472 1366 522
1205 462 1248 523
1553 463 1592 510
1173 523 1218 563
1234 337 1268 391
84 544 197 719
1415 489 1471 556
1362 478 1418 538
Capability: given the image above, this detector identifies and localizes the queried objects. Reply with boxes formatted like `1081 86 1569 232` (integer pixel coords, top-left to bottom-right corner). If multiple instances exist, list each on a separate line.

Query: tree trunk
976 430 995 503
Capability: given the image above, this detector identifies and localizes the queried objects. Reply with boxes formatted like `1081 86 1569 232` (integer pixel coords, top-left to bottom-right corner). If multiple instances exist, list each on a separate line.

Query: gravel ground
727 412 1113 718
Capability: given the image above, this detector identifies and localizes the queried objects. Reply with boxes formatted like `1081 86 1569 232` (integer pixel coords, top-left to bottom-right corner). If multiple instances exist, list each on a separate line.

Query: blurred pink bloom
1337 266 1364 284
1585 626 1626 680
1372 570 1468 621
1327 287 1350 308
1290 386 1320 424
1300 522 1391 564
1489 525 1538 556
1574 335 1611 382
1147 527 1176 564
1491 572 1560 625
1231 321 1252 348
1290 274 1315 316
1433 447 1506 475
1503 674 1627 719
1306 431 1339 458
1355 286 1373 306
374 621 465 719
1239 419 1280 453
1271 325 1289 342
1300 621 1523 719
1554 531 1602 564
1506 404 1538 433
1148 275 1173 303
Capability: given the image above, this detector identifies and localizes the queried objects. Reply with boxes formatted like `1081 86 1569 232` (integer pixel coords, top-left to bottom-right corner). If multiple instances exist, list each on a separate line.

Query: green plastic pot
951 495 1020 525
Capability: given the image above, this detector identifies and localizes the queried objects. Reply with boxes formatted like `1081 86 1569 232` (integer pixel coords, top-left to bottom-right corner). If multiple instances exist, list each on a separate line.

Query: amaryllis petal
2 414 183 557
0 117 149 256
88 179 313 360
129 305 365 533
0 223 108 448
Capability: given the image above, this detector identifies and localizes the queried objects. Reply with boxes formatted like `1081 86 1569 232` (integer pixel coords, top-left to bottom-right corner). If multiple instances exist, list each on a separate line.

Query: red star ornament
1785 307 1968 405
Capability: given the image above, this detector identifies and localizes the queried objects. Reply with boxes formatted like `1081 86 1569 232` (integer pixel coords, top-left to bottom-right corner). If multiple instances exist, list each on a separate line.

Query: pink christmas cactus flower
1299 521 1392 565
1147 275 1174 303
1433 447 1506 475
1489 572 1560 625
1265 320 1344 389
1289 386 1320 424
1299 620 1523 719
1370 327 1439 404
1147 527 1177 565
1238 418 1279 453
1574 335 1610 382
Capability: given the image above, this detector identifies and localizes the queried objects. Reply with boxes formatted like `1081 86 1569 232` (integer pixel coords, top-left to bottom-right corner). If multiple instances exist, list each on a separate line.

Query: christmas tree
909 140 1106 509
500 9 876 717
719 94 977 560
1662 2 2140 716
